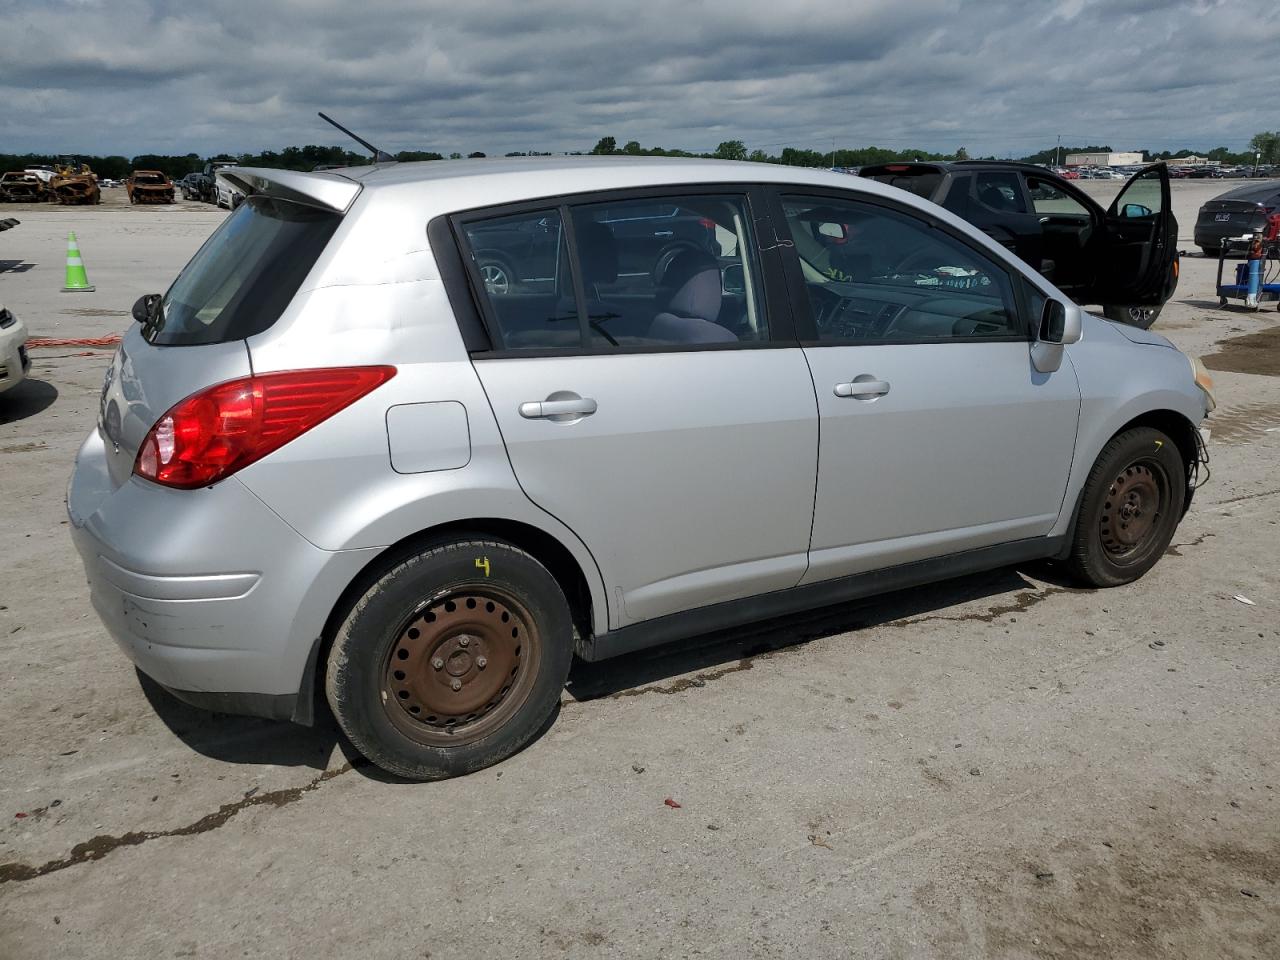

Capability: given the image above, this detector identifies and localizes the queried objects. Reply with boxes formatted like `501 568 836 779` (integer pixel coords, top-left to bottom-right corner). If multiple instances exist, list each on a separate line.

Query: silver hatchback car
69 158 1215 780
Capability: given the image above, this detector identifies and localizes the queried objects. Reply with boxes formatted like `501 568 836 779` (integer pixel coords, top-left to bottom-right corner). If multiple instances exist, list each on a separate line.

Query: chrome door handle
519 397 598 419
834 378 890 400
653 230 674 237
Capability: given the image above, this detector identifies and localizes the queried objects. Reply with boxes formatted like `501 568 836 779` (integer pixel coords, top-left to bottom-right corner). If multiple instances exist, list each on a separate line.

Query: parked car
1188 168 1224 179
1193 181 1280 255
858 160 1179 328
0 303 30 396
191 158 239 203
178 173 203 200
68 158 1214 780
0 170 47 202
214 175 245 210
126 170 175 204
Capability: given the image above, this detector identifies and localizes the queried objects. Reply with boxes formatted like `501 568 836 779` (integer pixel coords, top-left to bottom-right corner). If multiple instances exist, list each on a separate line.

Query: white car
214 176 246 210
0 305 30 395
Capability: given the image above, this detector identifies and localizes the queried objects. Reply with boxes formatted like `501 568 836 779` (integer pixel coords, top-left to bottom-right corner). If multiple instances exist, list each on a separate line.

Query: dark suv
858 161 1179 328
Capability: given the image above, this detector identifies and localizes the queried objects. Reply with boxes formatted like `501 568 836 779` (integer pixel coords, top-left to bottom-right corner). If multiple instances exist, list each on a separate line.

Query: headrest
659 248 721 323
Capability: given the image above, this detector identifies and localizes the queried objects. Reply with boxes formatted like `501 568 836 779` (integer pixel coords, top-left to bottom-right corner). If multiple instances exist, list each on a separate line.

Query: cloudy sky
0 0 1275 159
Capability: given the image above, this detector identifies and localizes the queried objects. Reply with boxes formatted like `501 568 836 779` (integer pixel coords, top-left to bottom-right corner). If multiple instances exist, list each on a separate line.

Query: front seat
649 249 736 344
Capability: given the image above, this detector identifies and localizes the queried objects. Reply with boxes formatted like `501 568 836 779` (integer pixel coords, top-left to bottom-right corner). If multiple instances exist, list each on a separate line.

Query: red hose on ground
26 335 123 348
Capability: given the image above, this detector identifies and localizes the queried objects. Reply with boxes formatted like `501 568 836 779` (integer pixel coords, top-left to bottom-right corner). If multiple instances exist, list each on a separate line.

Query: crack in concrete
1210 487 1280 507
1165 532 1216 556
0 763 357 885
885 586 1076 628
605 657 758 699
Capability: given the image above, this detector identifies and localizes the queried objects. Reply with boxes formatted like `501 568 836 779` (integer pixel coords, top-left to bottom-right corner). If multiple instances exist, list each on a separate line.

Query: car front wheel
1066 426 1185 588
326 537 574 780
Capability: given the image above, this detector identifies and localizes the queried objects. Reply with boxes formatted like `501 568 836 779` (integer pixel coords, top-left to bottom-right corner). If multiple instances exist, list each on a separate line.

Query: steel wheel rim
1129 306 1156 325
480 264 510 295
1099 459 1168 563
382 586 541 747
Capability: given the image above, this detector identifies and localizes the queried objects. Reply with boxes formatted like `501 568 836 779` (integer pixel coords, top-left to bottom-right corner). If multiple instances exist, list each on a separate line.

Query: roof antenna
318 112 396 163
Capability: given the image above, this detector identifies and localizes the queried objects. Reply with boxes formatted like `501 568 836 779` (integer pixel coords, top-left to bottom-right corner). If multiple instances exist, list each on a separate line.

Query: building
1165 155 1218 167
1064 152 1145 167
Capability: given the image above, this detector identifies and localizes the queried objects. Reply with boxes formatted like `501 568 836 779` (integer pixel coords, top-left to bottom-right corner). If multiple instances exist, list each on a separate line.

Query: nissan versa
68 158 1215 780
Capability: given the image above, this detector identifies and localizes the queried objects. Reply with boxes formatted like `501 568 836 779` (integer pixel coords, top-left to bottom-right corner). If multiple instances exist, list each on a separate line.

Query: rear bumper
68 429 380 722
1195 223 1264 249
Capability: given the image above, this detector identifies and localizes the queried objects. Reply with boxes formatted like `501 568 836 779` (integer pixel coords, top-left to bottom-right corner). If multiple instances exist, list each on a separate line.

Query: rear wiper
131 293 165 336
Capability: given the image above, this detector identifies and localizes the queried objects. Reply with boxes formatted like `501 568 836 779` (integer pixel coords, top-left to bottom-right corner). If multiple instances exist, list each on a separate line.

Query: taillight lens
134 366 396 489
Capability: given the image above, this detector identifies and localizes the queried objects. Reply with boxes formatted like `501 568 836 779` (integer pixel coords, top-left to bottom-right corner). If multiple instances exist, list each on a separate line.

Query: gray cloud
0 0 1274 158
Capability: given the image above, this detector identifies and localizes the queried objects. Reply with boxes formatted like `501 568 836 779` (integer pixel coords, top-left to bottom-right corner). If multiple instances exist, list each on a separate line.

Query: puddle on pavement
1201 325 1280 377
1207 400 1280 444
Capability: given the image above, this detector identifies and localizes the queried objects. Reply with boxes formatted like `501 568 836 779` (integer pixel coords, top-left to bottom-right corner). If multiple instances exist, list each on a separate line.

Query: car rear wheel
1101 304 1161 329
326 537 574 780
478 259 515 296
1198 245 1218 258
1067 427 1185 588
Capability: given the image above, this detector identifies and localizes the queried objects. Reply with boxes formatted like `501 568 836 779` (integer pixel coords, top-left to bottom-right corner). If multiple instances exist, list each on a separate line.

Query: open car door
1090 163 1178 308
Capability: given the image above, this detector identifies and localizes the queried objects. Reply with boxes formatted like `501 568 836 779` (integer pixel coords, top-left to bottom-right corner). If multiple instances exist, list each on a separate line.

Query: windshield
152 196 340 346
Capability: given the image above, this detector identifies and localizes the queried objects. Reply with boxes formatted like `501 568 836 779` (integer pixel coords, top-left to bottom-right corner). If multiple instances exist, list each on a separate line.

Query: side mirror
1032 298 1082 373
1120 203 1152 219
132 293 160 325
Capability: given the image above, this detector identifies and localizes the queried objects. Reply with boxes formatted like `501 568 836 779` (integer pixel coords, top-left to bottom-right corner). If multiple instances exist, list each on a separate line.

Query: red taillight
884 164 910 172
134 366 396 489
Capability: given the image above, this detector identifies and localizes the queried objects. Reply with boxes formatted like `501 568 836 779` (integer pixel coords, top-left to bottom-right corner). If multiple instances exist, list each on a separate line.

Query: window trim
438 183 798 358
765 185 1031 347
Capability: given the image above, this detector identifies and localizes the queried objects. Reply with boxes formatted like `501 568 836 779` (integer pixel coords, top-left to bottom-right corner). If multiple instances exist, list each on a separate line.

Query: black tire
1102 304 1161 329
1199 245 1217 257
325 538 573 780
1067 427 1185 588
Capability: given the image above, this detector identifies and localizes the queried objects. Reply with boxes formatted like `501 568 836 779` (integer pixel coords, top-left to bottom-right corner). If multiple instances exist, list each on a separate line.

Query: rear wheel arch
304 519 601 723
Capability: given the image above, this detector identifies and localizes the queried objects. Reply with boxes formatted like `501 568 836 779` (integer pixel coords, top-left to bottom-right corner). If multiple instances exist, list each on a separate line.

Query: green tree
623 140 642 155
955 146 969 160
1249 131 1280 165
713 140 747 162
590 136 618 155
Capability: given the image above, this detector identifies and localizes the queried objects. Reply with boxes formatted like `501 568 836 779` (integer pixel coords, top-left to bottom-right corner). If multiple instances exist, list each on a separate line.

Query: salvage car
0 304 30 396
69 158 1214 781
858 161 1178 328
49 160 101 205
0 171 47 203
126 170 175 204
1193 181 1280 255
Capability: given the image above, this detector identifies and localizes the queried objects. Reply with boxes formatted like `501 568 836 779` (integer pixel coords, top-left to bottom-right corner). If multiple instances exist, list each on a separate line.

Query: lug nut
476 657 488 670
458 637 470 648
451 679 462 691
432 658 444 670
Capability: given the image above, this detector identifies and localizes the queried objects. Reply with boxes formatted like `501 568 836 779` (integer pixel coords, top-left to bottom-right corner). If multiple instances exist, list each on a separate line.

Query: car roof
860 160 1063 176
1214 181 1280 202
228 155 932 216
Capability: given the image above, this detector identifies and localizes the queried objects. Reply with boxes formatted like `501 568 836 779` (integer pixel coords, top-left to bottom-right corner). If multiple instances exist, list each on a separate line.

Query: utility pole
1055 134 1061 168
830 138 837 171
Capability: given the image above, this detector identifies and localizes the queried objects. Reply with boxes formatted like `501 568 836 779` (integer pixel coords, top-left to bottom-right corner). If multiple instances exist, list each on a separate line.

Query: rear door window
459 193 768 351
152 196 340 346
974 171 1027 213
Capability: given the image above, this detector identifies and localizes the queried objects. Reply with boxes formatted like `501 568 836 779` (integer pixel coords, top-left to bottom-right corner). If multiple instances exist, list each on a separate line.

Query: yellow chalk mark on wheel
475 557 491 577
1154 440 1163 449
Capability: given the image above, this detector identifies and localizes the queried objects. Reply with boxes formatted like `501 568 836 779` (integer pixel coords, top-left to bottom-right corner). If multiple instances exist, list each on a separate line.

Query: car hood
1101 317 1175 349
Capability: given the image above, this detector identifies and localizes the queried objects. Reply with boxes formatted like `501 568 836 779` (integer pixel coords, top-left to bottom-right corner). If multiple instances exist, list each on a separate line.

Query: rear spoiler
217 167 361 214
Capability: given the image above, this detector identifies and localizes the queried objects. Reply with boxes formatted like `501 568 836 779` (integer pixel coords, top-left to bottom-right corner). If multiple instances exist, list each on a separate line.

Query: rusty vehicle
49 160 101 205
0 171 48 203
126 170 175 204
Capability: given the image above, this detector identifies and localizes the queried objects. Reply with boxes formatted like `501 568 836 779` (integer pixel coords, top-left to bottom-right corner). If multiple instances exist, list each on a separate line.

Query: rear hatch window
149 196 340 346
858 164 944 199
